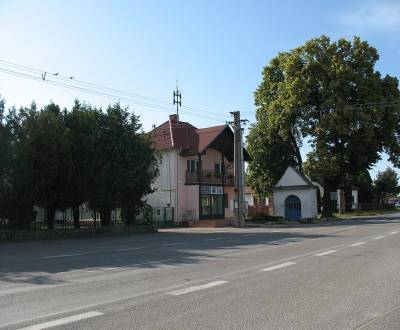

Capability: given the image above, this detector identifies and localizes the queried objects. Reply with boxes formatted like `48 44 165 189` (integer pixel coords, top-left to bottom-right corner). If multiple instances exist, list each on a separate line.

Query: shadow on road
0 217 398 286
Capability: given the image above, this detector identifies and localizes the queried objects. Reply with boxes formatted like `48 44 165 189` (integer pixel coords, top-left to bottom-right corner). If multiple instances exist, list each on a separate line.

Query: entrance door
200 194 224 219
285 195 301 221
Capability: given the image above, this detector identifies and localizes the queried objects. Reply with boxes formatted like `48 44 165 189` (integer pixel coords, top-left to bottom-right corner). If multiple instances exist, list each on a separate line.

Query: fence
151 207 175 228
318 202 396 214
0 206 176 230
247 205 269 218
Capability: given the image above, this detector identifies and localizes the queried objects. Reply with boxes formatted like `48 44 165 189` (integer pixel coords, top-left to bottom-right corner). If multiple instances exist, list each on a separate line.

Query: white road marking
315 250 337 256
167 281 228 296
113 247 145 252
42 253 85 259
101 267 118 271
389 231 399 235
260 261 296 272
271 230 281 233
206 237 225 241
161 243 185 247
18 311 103 330
350 242 366 247
372 235 386 240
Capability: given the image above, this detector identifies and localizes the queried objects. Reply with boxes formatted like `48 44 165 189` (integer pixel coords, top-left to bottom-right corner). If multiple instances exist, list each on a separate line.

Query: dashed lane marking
315 250 337 257
161 243 185 247
167 280 228 296
260 261 296 272
17 311 103 330
389 231 399 235
42 253 85 259
113 247 145 252
372 235 386 240
349 242 366 247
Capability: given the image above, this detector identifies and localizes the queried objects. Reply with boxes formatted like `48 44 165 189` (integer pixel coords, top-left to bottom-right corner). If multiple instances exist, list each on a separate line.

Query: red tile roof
152 114 229 155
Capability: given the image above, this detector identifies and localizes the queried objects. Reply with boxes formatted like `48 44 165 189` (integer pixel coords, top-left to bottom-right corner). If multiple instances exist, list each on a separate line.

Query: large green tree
88 103 158 227
29 103 73 229
374 167 399 203
247 121 301 196
63 100 99 228
0 102 36 229
249 36 400 217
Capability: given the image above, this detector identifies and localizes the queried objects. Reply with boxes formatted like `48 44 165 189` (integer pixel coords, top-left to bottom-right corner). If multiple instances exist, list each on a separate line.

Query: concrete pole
230 111 245 228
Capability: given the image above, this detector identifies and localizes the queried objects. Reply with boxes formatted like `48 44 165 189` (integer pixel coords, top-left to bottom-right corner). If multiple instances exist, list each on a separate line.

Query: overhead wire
0 66 226 122
0 58 228 119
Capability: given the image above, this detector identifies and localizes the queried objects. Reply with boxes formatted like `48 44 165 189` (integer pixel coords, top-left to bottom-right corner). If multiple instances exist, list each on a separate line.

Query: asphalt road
1 214 400 329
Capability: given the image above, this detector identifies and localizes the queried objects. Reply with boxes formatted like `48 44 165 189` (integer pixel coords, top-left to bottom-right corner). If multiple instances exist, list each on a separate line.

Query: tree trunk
321 178 333 218
73 205 80 229
123 205 136 226
100 209 111 227
46 206 56 229
289 131 302 170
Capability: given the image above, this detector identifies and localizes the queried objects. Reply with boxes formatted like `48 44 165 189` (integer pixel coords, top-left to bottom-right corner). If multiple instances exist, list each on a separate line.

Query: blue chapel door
285 195 301 221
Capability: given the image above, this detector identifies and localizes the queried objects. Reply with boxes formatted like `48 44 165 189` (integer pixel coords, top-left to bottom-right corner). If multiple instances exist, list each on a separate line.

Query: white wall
146 149 201 222
276 167 309 187
146 147 235 222
352 189 358 206
273 188 318 219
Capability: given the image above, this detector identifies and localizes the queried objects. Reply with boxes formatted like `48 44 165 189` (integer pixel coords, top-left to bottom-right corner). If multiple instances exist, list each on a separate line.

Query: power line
246 100 400 116
0 66 227 122
0 58 228 119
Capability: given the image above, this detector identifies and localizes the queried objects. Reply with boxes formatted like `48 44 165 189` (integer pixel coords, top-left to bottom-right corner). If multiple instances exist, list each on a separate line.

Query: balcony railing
185 170 234 186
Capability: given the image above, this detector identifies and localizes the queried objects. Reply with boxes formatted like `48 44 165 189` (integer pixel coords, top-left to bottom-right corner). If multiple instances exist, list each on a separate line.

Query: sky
0 0 399 178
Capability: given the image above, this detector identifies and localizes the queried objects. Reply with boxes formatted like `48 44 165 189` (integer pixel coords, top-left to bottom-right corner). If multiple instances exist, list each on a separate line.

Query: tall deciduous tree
374 167 399 203
249 36 400 217
247 120 301 196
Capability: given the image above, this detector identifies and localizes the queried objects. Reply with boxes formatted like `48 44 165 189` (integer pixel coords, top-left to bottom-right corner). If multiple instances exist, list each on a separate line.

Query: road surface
1 215 400 329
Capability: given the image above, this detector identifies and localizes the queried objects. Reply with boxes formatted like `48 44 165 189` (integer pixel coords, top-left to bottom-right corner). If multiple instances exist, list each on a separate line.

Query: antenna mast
173 82 182 121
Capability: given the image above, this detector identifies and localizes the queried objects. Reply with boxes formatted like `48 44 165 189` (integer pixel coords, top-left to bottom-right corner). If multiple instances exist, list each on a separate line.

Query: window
187 159 199 172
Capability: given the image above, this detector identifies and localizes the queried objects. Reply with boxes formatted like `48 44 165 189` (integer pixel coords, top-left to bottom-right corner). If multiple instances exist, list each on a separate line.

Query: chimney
169 114 178 125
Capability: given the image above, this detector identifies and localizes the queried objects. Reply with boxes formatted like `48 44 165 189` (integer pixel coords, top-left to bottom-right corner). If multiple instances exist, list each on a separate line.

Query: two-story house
146 114 248 223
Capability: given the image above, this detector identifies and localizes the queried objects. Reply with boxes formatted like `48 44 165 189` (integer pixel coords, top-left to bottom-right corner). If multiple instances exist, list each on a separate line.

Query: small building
272 166 318 221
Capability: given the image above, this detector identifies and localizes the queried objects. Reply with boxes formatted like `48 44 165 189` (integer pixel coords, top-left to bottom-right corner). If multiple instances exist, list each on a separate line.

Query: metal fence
0 206 176 230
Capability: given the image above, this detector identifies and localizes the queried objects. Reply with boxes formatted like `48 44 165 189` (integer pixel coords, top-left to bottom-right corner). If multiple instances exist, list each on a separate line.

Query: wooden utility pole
230 111 245 228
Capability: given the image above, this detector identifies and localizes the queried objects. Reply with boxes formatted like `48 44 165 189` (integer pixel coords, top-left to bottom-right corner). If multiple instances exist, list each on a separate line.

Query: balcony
185 170 234 186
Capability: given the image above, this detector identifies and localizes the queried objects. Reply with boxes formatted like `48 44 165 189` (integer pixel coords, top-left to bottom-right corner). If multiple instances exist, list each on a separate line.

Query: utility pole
173 83 182 224
230 111 246 228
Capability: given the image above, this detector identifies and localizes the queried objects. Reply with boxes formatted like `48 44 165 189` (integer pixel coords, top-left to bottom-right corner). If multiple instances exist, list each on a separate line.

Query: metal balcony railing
185 170 234 186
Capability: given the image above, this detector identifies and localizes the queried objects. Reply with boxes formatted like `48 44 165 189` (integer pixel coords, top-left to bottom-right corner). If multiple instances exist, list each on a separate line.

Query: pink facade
146 115 246 222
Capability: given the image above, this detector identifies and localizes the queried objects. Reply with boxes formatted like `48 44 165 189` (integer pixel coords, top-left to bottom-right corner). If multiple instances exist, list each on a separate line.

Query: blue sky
0 0 399 178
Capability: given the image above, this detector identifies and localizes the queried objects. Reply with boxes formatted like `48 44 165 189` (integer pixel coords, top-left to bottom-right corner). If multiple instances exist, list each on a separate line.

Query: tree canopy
248 36 400 216
374 167 399 203
0 98 158 229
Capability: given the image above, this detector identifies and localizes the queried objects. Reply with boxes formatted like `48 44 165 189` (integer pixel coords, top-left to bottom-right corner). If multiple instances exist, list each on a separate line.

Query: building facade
273 166 318 221
146 114 248 223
